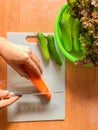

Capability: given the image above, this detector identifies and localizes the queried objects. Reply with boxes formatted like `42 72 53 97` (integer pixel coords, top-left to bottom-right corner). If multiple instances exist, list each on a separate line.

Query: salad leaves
67 0 98 65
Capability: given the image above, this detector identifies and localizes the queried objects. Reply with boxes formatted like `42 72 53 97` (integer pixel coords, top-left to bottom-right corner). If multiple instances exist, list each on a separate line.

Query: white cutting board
7 32 65 122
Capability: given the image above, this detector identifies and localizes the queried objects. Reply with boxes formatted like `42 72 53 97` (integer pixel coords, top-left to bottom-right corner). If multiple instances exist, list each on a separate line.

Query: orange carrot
22 64 52 99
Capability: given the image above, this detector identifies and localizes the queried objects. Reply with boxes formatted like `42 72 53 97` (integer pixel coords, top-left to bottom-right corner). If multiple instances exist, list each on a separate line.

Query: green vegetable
47 34 62 66
60 5 73 52
79 34 88 55
37 32 50 62
80 0 92 7
67 0 91 7
59 22 72 52
72 18 80 51
67 0 98 65
67 0 77 6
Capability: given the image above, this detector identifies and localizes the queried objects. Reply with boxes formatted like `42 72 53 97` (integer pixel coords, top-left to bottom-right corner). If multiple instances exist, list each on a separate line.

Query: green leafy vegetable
66 0 98 66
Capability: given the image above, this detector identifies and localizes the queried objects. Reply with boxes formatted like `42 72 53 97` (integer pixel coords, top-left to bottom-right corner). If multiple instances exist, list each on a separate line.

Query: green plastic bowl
54 3 84 63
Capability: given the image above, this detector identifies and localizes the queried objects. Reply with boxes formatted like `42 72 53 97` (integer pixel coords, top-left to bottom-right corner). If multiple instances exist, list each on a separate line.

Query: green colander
54 3 86 64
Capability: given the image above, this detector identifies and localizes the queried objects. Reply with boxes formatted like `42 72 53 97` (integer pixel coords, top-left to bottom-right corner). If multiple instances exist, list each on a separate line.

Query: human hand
0 37 42 78
0 89 20 109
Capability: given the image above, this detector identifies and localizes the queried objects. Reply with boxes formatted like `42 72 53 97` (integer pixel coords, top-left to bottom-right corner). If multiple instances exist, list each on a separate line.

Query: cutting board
7 32 65 122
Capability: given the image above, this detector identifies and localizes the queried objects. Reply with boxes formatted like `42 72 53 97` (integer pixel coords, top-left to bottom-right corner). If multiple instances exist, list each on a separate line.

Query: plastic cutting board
7 32 65 122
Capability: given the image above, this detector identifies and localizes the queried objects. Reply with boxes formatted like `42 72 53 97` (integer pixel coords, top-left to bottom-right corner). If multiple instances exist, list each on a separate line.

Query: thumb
0 96 21 109
0 90 9 98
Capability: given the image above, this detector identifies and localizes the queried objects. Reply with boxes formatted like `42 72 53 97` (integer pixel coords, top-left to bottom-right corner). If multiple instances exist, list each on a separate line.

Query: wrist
0 37 8 56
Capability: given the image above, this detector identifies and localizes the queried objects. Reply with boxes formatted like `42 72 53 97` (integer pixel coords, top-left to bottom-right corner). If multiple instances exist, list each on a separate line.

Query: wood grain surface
0 0 98 130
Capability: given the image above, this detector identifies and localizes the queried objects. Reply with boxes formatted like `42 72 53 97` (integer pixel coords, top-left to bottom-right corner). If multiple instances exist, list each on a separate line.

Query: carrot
22 64 52 99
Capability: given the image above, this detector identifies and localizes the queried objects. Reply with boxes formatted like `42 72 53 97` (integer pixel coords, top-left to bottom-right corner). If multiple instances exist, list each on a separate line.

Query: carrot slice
22 64 52 99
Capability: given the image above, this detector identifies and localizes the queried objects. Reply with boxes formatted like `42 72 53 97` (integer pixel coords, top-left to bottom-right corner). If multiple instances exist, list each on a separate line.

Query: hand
0 37 42 78
0 89 20 109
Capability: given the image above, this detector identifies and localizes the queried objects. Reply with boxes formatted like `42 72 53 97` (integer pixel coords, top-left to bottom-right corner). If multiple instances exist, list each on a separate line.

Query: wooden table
0 0 98 130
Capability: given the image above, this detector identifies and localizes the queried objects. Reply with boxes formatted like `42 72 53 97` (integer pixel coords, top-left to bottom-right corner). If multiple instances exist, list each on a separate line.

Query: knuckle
34 65 37 70
23 53 29 61
26 46 32 54
23 47 32 63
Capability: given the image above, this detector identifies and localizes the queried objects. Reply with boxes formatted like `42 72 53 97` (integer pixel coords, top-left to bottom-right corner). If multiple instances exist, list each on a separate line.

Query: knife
14 90 64 96
5 90 64 99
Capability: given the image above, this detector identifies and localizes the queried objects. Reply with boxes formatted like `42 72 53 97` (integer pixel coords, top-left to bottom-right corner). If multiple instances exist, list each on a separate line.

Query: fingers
11 61 41 78
11 64 29 79
0 90 21 109
24 51 43 77
7 44 43 78
30 53 43 74
25 59 42 77
27 49 42 74
0 96 20 109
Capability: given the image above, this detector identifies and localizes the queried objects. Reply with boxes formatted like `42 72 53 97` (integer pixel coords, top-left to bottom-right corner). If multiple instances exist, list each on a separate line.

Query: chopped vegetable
37 32 50 62
22 64 52 99
47 34 62 66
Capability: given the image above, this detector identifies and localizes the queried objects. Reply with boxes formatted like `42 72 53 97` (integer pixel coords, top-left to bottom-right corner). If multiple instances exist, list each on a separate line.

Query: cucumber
37 32 50 62
72 18 80 51
47 34 62 66
60 5 73 52
59 21 72 51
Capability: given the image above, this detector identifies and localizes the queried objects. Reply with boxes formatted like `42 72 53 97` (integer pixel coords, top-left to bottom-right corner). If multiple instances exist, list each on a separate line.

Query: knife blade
4 90 64 99
14 90 64 96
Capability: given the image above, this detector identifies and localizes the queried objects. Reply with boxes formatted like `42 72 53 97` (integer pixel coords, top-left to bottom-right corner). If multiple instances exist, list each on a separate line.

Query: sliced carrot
22 64 52 99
